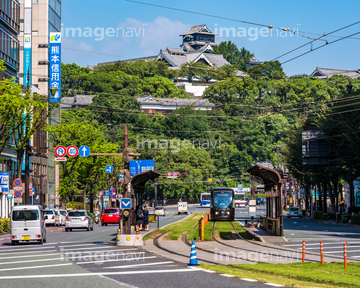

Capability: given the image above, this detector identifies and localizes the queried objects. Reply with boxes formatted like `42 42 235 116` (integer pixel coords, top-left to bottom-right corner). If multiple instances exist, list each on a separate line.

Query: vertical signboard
24 0 32 87
49 32 61 102
0 172 10 193
354 180 360 207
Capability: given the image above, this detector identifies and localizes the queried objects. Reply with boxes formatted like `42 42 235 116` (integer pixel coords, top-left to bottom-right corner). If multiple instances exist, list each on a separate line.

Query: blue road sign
112 194 116 199
120 198 131 209
129 160 154 177
119 173 124 178
112 188 116 193
14 190 22 198
105 165 114 173
105 190 112 196
0 172 9 193
79 145 91 157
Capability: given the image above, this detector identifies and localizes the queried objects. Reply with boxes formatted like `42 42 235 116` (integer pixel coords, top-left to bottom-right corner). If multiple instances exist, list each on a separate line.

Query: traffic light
180 173 187 178
122 148 134 163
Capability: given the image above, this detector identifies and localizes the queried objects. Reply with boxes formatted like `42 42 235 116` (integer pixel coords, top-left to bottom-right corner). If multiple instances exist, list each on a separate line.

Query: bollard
320 241 324 265
344 243 347 269
302 240 305 263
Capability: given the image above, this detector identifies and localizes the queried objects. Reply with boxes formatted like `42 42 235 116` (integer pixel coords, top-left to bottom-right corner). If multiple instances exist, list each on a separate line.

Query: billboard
49 33 61 102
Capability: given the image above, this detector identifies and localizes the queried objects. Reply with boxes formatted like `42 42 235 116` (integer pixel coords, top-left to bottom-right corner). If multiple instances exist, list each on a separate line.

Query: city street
0 208 275 288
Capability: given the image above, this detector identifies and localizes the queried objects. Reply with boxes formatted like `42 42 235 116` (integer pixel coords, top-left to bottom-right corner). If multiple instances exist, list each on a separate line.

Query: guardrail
198 212 210 241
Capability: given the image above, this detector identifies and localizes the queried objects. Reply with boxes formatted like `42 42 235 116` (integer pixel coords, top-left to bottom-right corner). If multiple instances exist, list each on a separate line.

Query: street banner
49 32 61 102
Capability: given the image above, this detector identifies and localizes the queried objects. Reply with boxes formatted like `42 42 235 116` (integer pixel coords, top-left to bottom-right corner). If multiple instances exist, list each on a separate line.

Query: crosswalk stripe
0 250 57 256
76 256 157 264
0 246 55 252
61 246 111 251
0 253 60 260
0 257 64 265
0 268 197 279
0 263 72 272
105 261 174 269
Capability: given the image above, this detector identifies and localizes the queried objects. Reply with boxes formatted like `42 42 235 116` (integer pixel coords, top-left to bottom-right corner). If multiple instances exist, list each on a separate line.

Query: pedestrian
141 200 146 210
143 205 149 231
136 206 144 231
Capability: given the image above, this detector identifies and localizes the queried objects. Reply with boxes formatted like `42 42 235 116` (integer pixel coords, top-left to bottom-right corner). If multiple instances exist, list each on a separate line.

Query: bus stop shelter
247 164 283 236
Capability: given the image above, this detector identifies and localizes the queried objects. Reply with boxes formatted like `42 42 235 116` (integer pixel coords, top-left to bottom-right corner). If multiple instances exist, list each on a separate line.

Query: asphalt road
0 209 277 288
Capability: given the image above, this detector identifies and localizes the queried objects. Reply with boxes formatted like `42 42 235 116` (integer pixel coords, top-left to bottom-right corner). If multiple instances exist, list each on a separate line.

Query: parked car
65 210 94 231
10 205 46 245
154 206 165 216
43 209 60 226
58 210 67 226
101 208 121 226
287 207 302 218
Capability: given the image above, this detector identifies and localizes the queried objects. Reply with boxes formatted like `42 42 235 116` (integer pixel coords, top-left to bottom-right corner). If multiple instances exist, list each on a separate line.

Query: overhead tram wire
281 30 360 65
272 20 360 61
124 0 359 40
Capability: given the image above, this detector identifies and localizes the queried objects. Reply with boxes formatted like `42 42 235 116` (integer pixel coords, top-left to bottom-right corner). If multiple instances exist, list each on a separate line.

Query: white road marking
265 283 284 287
64 249 139 256
0 263 72 272
240 278 258 282
282 241 360 247
0 257 64 265
0 250 57 256
105 261 173 269
220 274 235 277
60 246 111 251
76 256 156 264
58 243 102 248
0 268 197 279
298 245 360 250
188 267 217 273
323 249 360 254
0 246 55 252
0 253 60 260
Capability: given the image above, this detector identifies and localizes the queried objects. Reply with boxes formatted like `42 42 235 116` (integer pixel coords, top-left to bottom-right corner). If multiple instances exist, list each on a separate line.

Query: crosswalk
0 240 277 287
280 240 360 258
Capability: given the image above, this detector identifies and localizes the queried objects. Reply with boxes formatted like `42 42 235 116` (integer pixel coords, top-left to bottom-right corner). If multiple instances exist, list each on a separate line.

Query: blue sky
61 0 360 75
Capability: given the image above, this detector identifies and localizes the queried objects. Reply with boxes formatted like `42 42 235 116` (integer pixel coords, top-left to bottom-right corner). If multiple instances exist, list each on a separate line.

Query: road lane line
0 268 197 279
0 253 59 260
0 250 57 256
0 257 65 265
282 241 360 247
0 263 72 272
323 249 360 254
76 256 156 264
240 278 258 282
57 228 63 231
298 245 360 250
220 274 235 277
265 283 284 287
105 261 174 269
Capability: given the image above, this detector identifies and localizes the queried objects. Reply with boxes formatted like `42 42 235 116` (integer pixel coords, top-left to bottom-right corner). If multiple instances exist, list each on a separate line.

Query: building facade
18 0 61 208
0 0 20 78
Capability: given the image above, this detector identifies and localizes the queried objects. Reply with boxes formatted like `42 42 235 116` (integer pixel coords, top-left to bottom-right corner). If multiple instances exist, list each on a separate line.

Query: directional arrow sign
120 198 131 209
105 165 113 174
79 145 90 158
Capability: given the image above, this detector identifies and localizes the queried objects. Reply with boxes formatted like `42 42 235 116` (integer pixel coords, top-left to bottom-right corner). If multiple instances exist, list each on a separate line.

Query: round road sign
14 190 22 198
167 172 171 176
172 172 176 176
98 191 103 197
112 194 116 199
14 178 22 187
105 165 114 174
55 145 66 157
67 146 79 157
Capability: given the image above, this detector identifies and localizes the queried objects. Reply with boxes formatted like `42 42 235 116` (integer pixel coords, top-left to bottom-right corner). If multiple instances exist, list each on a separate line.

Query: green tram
210 187 235 221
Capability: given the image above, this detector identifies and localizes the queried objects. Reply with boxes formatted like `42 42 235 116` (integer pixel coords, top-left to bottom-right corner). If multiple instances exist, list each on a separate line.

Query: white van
177 202 188 214
10 205 46 245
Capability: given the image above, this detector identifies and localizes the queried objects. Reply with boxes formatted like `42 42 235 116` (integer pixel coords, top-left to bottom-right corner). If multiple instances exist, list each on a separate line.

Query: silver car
43 209 61 226
65 210 94 231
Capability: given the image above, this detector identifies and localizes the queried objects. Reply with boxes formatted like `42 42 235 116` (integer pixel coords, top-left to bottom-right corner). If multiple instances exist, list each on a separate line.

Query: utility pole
154 149 157 207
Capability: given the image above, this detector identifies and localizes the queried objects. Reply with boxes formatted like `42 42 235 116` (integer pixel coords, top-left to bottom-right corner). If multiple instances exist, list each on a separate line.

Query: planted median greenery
0 218 10 233
201 262 360 288
163 214 204 240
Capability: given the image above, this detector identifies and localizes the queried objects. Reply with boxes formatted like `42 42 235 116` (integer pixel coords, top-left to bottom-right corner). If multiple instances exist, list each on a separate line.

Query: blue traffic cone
188 241 199 266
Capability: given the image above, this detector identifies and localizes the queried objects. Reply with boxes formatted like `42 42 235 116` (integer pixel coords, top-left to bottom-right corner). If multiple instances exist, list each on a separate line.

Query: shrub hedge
0 218 10 233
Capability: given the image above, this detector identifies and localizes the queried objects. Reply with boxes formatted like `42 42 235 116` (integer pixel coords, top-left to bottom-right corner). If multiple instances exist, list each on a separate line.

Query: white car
287 207 303 218
177 202 188 214
65 210 94 231
154 206 165 217
43 209 61 226
57 210 68 226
